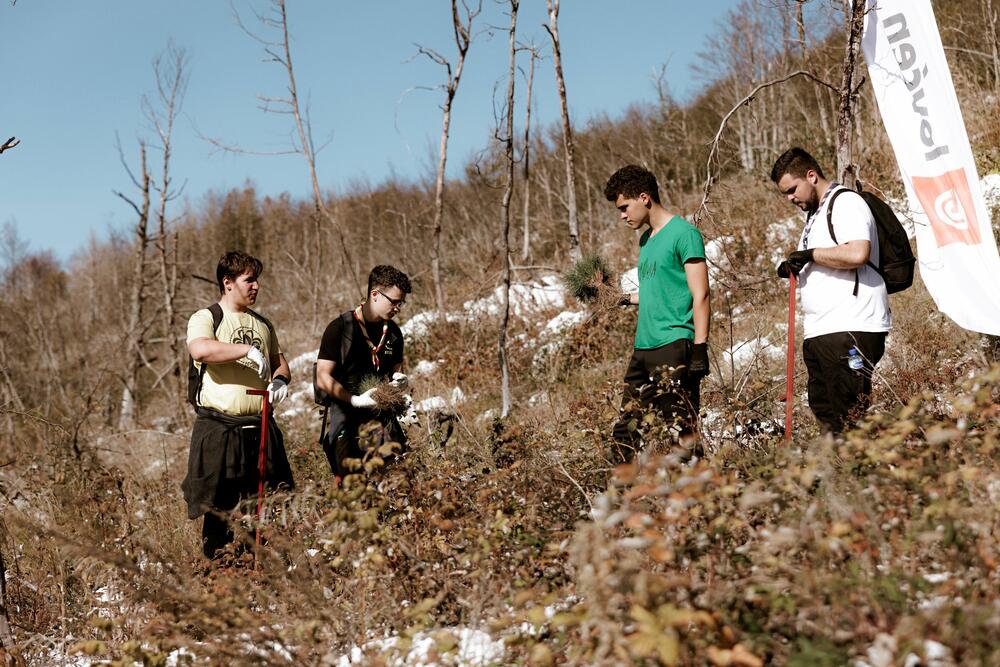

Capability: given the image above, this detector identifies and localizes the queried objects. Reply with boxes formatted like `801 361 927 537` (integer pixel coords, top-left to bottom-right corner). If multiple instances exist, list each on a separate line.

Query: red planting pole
246 388 270 568
784 272 797 442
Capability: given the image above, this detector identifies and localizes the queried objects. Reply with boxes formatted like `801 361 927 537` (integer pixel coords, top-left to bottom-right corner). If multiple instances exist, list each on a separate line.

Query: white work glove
350 387 377 409
390 372 408 389
267 377 288 404
245 346 269 381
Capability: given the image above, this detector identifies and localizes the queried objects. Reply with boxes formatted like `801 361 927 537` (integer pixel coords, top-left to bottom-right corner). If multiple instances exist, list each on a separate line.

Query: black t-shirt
318 311 404 393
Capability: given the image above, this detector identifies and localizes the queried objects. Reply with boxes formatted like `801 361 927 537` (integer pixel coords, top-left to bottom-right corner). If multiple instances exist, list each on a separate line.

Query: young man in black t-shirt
315 265 412 477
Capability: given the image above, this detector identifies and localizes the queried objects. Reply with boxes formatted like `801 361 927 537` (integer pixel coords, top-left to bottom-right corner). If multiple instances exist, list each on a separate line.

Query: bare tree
0 134 19 663
544 0 582 263
985 0 1000 91
417 0 480 311
696 70 838 223
499 0 519 418
114 139 152 429
0 523 18 667
145 44 189 415
211 0 358 317
835 0 866 188
519 42 540 261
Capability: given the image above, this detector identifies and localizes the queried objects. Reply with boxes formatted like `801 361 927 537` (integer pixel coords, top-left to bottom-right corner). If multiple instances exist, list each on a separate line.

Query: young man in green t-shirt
604 165 711 459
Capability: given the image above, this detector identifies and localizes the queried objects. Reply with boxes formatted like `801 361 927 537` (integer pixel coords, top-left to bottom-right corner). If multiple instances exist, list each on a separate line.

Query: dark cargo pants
802 330 886 434
611 339 700 460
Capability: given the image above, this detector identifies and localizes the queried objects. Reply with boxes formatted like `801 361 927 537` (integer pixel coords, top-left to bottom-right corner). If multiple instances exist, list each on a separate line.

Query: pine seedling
357 374 408 415
564 253 625 309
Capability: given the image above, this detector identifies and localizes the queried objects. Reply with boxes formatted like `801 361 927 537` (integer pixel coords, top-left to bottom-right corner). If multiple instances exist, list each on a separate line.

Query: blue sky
1 1 738 263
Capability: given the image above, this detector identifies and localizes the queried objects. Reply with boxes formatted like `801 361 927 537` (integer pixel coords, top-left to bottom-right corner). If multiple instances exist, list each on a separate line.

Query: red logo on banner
912 169 982 247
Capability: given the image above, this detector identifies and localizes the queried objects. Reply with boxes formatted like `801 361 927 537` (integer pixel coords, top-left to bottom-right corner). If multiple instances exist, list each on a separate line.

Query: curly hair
770 147 826 183
603 165 661 204
367 265 412 295
216 250 263 294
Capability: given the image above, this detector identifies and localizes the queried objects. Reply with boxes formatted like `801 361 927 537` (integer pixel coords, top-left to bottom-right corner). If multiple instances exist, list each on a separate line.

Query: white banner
862 0 1000 335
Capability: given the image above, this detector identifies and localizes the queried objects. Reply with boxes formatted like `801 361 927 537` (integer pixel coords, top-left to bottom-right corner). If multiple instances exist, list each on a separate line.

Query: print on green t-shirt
635 215 706 349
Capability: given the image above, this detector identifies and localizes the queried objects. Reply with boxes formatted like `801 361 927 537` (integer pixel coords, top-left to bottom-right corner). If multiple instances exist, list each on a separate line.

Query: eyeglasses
375 289 406 309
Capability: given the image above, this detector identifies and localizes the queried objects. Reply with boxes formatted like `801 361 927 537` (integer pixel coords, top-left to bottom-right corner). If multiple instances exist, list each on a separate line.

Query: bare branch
695 70 838 223
0 137 19 154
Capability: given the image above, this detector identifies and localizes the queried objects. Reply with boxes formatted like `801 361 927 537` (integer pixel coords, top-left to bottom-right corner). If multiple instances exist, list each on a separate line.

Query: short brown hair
367 265 411 295
770 147 826 183
604 165 661 204
216 250 263 294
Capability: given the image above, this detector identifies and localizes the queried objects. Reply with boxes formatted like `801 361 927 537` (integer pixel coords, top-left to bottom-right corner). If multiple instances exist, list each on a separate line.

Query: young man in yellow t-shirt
182 250 294 560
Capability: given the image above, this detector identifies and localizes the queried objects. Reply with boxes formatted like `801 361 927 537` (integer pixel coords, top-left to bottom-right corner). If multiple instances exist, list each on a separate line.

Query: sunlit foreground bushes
502 366 1000 666
7 364 994 665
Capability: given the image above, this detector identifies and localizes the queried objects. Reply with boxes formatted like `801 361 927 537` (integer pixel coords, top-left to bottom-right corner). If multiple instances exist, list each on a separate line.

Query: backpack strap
193 303 225 407
246 307 275 338
825 188 862 297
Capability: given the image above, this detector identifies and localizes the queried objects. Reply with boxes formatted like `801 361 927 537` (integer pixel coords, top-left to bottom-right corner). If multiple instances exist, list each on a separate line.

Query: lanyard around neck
353 305 389 371
801 181 840 249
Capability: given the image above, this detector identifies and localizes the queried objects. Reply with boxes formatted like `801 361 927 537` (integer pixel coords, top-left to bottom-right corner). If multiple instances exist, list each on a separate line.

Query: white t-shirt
796 186 891 339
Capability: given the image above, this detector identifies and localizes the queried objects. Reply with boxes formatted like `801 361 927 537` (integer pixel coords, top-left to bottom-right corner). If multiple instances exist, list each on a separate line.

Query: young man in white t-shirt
770 148 890 434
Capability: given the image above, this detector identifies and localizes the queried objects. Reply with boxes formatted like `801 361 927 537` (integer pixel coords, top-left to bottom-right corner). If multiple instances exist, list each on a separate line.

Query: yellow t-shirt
186 306 282 416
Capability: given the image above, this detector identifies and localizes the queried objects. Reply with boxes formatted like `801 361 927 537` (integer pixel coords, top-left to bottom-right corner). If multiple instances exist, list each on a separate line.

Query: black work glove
689 342 710 379
776 248 815 278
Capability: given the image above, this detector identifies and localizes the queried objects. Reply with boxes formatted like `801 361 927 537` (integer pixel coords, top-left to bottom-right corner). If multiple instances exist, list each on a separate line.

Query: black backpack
187 303 274 408
312 310 356 406
827 186 916 295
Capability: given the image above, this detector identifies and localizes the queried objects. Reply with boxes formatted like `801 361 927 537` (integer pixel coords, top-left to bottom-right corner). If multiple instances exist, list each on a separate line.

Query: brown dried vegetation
2 0 1000 664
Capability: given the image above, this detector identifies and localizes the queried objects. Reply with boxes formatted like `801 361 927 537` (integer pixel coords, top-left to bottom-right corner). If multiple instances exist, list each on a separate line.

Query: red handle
246 389 270 558
784 273 796 442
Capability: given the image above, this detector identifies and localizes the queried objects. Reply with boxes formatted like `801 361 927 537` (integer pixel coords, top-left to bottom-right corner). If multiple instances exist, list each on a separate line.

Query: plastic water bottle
847 347 864 371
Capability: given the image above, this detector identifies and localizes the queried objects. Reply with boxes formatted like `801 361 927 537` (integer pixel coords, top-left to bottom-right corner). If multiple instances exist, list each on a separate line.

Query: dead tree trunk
544 0 582 263
984 0 1000 92
147 45 188 417
216 0 359 313
0 522 19 667
116 141 152 430
520 43 539 262
836 0 866 189
272 0 357 313
499 0 519 419
423 0 479 311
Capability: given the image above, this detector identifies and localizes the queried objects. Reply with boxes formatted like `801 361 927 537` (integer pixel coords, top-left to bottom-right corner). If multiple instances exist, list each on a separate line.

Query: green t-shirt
635 215 705 349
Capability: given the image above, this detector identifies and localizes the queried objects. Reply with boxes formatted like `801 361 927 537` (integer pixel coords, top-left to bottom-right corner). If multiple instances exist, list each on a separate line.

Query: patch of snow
335 627 504 666
981 172 1000 209
922 571 951 584
411 359 441 377
619 267 638 293
463 278 565 318
724 336 783 368
903 639 954 667
704 236 734 280
856 632 896 667
36 649 92 667
527 392 549 406
543 310 587 335
166 647 196 666
400 311 460 341
288 349 318 375
767 215 802 263
401 387 466 424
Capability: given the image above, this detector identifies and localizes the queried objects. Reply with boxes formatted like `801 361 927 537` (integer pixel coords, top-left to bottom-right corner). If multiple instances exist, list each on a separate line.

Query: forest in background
2 0 1000 665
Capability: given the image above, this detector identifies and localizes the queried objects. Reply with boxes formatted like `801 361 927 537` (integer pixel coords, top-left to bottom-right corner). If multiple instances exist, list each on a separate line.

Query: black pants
802 330 886 434
611 339 700 459
321 406 406 478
